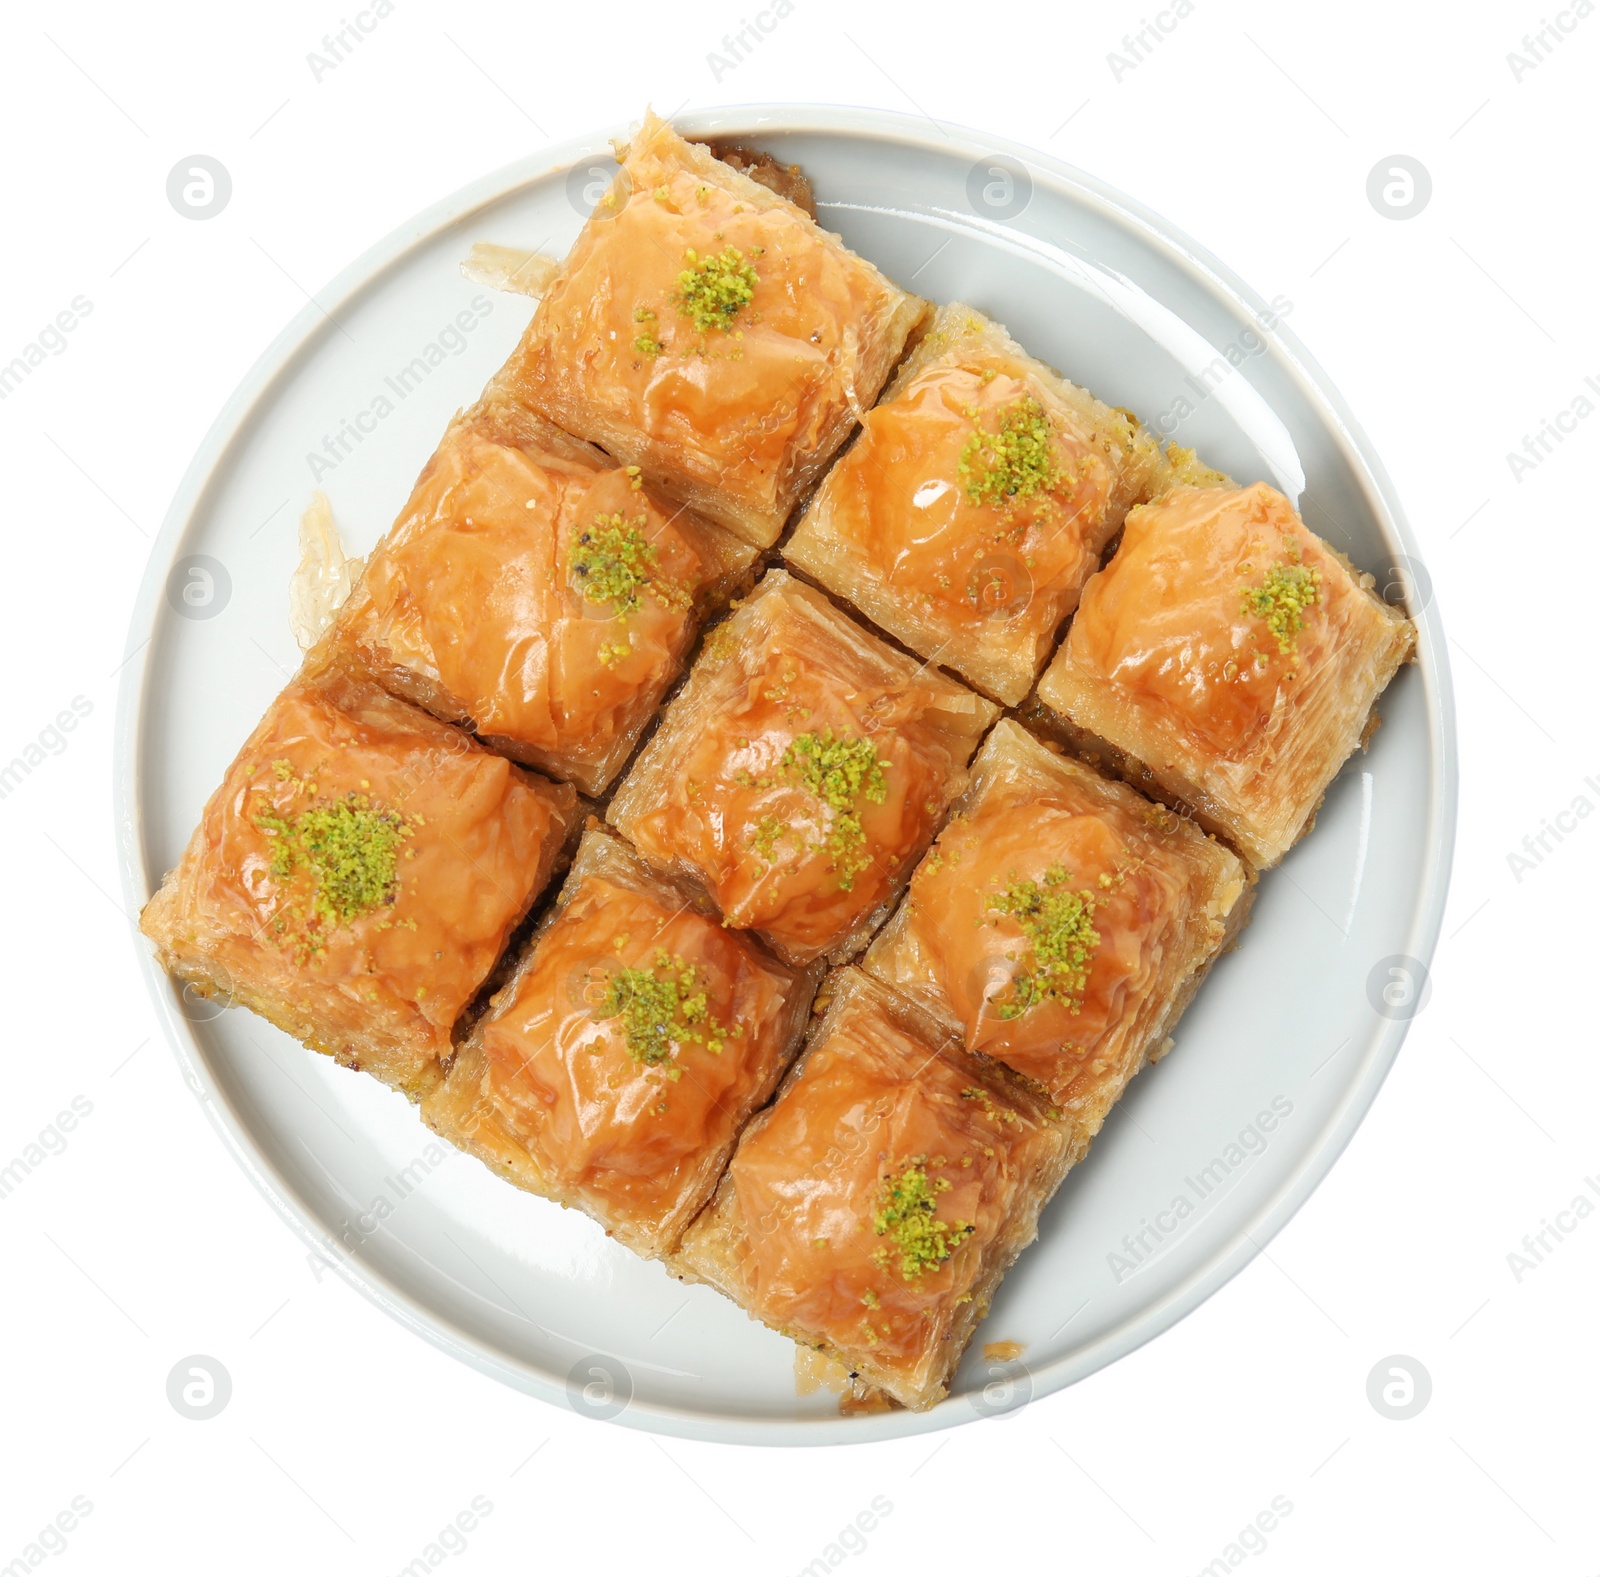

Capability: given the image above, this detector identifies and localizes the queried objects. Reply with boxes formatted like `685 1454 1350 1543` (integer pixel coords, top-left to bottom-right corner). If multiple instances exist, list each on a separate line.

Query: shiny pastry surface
514 115 913 517
1064 482 1340 758
807 359 1113 649
479 872 793 1226
348 427 705 771
730 985 1047 1369
152 675 568 1062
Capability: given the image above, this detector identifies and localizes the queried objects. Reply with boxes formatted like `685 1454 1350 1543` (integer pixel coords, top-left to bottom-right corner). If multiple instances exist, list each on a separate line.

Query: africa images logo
1108 1098 1293 1283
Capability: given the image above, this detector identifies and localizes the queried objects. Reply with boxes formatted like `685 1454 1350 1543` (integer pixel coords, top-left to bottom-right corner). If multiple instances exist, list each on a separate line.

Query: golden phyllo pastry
785 302 1167 705
864 720 1251 1133
673 968 1072 1411
1037 482 1415 868
140 670 580 1098
308 408 752 797
423 827 817 1258
484 110 929 547
607 571 998 965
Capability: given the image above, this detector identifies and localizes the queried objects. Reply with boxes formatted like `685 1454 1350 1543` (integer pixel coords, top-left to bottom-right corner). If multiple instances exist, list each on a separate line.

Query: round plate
116 106 1456 1445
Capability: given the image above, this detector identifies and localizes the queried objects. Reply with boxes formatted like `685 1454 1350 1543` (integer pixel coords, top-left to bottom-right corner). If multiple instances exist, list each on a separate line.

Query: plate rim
114 102 1458 1447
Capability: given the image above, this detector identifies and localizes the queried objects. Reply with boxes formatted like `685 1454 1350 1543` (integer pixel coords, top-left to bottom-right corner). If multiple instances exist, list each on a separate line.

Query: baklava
140 670 580 1097
607 571 998 965
1037 481 1415 868
308 407 752 796
673 967 1072 1411
423 826 817 1257
785 302 1166 705
864 720 1251 1132
484 109 929 547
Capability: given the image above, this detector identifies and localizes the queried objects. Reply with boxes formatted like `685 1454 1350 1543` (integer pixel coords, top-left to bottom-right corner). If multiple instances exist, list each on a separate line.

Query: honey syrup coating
608 572 997 964
422 827 817 1256
865 721 1251 1119
785 303 1168 706
1039 481 1415 867
478 875 797 1243
312 416 748 797
140 672 577 1094
486 111 927 545
1068 482 1339 754
676 968 1071 1410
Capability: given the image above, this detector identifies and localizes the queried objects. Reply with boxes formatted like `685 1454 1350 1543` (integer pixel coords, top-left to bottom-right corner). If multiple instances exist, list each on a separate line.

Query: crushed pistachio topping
776 730 888 891
750 813 790 864
1142 802 1181 834
632 307 660 355
1165 441 1230 488
872 1159 973 1280
958 396 1061 507
986 864 1101 1019
570 514 689 620
961 1085 1021 1126
593 948 734 1078
676 245 759 333
1241 561 1321 657
256 787 411 938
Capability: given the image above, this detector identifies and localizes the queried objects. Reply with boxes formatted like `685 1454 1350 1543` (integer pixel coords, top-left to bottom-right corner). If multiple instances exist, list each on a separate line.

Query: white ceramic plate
116 106 1456 1445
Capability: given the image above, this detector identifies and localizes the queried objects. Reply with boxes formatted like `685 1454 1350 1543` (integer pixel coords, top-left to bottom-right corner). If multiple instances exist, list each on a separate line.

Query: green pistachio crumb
256 787 411 940
633 333 663 357
570 514 689 620
676 245 759 333
1241 561 1321 657
871 1159 973 1280
987 864 1100 1019
595 949 732 1075
961 1085 1021 1126
777 730 887 892
958 396 1061 507
750 813 790 863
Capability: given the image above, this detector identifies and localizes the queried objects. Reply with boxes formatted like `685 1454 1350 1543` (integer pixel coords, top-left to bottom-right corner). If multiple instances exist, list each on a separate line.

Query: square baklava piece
308 405 752 796
864 720 1251 1136
673 967 1071 1411
485 109 929 547
1037 482 1415 868
785 302 1167 705
140 670 580 1098
423 826 817 1258
606 571 998 965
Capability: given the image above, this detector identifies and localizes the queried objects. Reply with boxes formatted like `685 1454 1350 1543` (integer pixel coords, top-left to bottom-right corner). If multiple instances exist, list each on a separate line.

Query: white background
2 0 1594 1572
